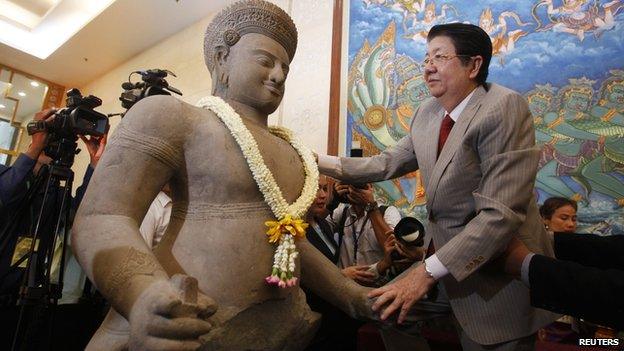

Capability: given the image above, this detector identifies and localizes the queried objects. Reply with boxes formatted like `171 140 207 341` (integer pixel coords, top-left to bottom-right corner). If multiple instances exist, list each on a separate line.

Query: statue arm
298 240 374 320
72 96 186 318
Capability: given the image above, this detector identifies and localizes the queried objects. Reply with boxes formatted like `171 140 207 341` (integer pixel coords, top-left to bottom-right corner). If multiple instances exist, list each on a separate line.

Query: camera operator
374 232 426 285
0 108 107 347
0 108 56 209
328 182 401 286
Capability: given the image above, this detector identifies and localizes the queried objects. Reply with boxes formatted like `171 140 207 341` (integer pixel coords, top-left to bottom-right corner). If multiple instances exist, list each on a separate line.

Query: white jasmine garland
196 96 319 287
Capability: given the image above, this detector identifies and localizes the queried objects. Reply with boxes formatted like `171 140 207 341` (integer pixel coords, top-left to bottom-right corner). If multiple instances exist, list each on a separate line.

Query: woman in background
539 197 578 233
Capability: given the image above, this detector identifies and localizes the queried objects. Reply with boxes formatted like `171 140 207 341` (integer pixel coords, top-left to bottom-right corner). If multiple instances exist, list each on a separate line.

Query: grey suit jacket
320 84 558 344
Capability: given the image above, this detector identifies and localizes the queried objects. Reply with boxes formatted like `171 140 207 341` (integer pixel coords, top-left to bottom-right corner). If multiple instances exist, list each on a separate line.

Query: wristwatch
364 202 378 213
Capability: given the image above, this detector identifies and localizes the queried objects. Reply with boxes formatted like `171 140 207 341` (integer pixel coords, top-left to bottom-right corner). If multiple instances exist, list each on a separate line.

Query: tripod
0 136 77 351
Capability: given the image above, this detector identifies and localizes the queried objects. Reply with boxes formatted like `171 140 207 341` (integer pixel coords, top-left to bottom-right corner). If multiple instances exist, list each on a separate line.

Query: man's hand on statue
367 264 435 324
342 265 376 285
128 275 216 351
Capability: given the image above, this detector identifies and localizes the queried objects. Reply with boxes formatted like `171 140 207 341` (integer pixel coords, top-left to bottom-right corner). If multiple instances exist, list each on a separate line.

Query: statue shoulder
119 95 194 142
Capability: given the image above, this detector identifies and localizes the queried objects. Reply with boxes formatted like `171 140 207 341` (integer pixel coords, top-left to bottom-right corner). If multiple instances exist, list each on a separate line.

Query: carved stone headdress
204 0 298 73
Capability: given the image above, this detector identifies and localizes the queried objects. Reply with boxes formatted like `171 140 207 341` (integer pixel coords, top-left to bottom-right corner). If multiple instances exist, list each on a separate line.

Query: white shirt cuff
424 254 449 280
317 154 341 175
521 253 535 287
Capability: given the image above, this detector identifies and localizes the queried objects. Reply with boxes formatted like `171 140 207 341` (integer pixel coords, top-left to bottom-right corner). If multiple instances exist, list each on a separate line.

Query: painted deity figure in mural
575 71 624 206
526 83 558 167
535 78 600 202
348 22 428 214
536 76 624 207
533 0 623 41
479 7 531 64
404 1 458 43
387 0 427 32
362 0 428 32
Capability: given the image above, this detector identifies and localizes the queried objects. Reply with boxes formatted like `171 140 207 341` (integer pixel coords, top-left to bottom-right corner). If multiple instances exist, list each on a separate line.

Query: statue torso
151 105 318 349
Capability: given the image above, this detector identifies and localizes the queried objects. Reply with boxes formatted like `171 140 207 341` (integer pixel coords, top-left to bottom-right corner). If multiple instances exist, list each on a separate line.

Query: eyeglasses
422 53 473 67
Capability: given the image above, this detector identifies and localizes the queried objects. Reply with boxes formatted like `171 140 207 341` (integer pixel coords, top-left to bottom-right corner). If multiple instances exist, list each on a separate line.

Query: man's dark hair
539 197 578 220
427 23 492 86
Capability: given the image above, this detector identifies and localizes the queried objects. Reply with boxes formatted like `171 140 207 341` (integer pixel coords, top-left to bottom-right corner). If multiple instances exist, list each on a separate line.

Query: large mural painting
347 0 624 234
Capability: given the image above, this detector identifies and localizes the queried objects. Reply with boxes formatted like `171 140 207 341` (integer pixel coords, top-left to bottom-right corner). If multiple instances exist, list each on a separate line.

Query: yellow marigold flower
264 215 308 243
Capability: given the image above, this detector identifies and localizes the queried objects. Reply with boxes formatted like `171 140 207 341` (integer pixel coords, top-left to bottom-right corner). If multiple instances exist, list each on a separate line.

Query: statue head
204 0 298 115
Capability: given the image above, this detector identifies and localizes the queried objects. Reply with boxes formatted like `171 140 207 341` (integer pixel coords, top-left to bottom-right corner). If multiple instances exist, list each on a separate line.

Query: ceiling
0 0 231 88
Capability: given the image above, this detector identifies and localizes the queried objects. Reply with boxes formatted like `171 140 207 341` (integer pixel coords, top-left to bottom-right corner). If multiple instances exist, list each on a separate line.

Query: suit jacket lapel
425 86 486 210
420 104 445 184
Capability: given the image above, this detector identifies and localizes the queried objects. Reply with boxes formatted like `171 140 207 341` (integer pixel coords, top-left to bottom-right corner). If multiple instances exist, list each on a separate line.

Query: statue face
223 33 291 114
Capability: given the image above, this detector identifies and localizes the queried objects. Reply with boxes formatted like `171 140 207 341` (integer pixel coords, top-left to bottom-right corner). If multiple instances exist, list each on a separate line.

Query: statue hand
128 274 217 351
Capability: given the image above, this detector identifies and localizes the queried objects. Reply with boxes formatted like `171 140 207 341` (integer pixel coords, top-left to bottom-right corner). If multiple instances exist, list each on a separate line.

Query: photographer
0 109 107 302
0 108 56 209
373 231 426 285
0 108 108 349
328 182 401 286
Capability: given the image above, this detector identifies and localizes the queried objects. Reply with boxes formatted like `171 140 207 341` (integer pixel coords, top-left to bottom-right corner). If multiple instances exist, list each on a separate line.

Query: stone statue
72 1 372 350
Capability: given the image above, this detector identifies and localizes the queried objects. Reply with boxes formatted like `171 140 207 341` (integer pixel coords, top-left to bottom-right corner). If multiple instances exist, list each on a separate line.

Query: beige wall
72 0 334 191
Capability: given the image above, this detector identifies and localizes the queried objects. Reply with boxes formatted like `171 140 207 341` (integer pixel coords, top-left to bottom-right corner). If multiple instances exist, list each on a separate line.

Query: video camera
119 69 182 110
26 89 109 165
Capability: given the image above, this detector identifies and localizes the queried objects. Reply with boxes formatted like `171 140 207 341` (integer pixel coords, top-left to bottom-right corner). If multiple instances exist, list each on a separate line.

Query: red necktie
437 114 455 158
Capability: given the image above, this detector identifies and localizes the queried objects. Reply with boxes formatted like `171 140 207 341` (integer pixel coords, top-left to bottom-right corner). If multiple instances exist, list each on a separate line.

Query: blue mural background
346 0 624 234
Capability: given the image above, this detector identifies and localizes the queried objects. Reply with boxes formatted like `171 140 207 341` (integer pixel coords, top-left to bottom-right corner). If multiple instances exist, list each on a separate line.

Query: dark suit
554 233 624 270
305 218 339 264
529 233 624 329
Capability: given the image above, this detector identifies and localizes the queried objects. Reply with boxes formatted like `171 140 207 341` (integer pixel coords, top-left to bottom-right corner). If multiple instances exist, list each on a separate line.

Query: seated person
328 181 401 286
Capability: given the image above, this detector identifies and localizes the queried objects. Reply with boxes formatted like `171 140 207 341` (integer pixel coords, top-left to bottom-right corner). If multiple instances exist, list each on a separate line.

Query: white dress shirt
139 191 172 249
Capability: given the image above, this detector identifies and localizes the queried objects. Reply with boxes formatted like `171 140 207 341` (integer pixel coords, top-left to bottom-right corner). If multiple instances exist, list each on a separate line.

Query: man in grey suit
318 23 557 350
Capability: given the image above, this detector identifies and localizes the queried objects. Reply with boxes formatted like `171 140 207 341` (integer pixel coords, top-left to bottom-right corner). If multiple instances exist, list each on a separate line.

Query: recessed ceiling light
0 104 5 109
0 0 118 59
18 91 26 97
30 81 40 87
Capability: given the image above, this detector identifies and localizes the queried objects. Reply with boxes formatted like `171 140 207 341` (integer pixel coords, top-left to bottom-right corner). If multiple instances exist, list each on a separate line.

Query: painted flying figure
479 7 531 65
533 0 623 41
